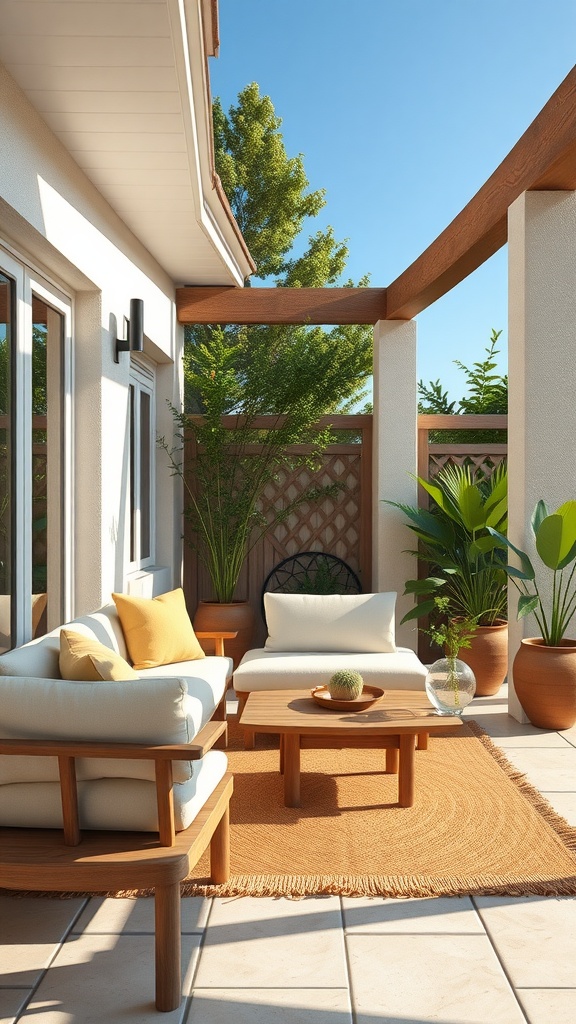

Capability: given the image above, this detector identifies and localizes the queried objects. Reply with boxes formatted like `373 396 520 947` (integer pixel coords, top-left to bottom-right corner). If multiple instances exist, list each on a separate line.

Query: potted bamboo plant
159 327 352 666
387 462 508 696
489 499 576 729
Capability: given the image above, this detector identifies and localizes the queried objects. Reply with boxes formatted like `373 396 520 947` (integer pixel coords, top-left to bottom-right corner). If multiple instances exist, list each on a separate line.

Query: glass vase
425 657 476 716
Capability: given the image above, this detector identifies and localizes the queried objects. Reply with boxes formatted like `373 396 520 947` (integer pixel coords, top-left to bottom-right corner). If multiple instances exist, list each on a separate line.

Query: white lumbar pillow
263 592 397 654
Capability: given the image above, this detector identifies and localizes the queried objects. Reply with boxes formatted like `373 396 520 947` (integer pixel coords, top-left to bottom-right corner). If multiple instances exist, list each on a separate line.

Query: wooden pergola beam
176 287 387 325
386 65 576 320
176 67 576 328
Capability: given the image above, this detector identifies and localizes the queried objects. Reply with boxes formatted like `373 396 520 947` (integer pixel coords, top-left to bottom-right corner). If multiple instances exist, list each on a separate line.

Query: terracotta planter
193 600 255 669
512 637 576 729
458 621 508 697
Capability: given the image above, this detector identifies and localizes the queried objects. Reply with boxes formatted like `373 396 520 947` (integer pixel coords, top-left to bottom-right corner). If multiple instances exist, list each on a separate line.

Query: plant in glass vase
423 597 477 716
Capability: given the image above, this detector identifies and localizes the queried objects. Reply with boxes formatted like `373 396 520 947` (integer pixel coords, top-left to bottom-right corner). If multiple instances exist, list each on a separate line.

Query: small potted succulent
328 669 364 701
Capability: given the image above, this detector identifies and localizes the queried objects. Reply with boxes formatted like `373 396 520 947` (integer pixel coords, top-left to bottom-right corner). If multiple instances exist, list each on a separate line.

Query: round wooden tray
310 684 385 712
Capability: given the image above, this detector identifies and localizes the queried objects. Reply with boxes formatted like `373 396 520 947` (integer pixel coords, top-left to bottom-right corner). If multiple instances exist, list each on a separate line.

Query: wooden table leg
210 804 230 884
243 728 255 750
398 733 415 807
279 734 285 775
385 747 399 774
283 733 301 807
417 731 428 750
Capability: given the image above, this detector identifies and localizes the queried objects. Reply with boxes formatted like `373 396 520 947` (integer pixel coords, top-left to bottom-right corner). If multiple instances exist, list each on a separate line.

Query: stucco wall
0 65 182 614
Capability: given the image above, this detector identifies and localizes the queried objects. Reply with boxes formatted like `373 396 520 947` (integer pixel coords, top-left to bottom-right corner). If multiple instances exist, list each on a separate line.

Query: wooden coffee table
239 689 463 808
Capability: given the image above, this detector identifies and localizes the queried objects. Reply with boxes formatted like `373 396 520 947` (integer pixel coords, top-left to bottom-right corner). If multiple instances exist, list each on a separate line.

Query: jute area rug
183 718 576 899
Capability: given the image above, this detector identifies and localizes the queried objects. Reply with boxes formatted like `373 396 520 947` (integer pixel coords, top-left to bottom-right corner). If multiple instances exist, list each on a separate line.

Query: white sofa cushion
0 749 228 832
137 656 231 727
0 604 127 679
234 647 427 692
263 592 397 654
0 674 209 785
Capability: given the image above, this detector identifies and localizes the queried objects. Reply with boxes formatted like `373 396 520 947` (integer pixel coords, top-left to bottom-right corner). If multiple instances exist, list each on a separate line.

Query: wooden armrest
0 720 228 850
0 721 228 761
195 630 238 657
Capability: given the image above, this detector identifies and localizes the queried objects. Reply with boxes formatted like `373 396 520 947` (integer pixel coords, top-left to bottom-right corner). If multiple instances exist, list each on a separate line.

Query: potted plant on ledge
388 462 508 696
489 499 576 729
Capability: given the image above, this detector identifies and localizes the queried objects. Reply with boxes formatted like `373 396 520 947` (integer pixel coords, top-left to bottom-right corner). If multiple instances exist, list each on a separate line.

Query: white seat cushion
0 749 228 832
234 648 427 692
137 656 232 728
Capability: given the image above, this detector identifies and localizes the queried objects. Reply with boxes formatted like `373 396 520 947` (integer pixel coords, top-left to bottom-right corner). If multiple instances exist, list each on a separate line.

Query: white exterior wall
0 65 181 614
507 190 576 720
372 320 420 651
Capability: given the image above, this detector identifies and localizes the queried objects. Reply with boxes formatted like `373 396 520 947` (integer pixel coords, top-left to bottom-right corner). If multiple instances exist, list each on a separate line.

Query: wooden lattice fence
184 415 372 647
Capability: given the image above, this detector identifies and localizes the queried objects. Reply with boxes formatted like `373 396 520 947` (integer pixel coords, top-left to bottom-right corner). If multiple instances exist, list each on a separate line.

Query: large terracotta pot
512 637 576 729
193 600 255 669
458 621 508 697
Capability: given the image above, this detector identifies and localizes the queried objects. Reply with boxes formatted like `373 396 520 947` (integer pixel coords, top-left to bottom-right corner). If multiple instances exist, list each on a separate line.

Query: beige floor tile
341 895 484 933
517 988 576 1023
0 897 87 985
73 895 209 934
497 747 576 791
347 933 526 1023
475 896 576 987
187 989 352 1023
540 789 576 825
195 896 348 988
0 988 30 1024
472 712 566 744
26 932 200 1023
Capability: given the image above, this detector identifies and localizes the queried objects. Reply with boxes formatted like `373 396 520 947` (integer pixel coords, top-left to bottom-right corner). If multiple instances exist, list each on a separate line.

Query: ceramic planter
512 637 576 730
193 600 255 669
458 621 508 697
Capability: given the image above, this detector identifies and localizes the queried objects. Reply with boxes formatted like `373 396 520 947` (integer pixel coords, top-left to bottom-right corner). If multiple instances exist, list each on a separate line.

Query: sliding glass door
0 247 71 648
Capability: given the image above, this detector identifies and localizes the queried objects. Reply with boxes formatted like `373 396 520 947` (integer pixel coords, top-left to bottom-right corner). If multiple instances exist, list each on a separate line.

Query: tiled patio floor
2 687 576 1024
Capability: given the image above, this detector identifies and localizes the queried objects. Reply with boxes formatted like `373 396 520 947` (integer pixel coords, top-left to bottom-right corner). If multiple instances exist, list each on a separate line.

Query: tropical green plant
488 499 576 646
387 462 508 627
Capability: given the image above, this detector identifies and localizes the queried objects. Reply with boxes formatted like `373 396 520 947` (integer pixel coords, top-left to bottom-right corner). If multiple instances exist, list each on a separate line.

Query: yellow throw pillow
60 629 139 681
112 587 206 670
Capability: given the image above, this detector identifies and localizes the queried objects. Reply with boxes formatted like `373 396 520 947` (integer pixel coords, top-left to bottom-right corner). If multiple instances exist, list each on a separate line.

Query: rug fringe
465 720 576 854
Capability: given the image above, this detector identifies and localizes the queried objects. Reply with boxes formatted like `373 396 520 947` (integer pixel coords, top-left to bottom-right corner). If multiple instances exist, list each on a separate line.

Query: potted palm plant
387 462 508 695
488 499 576 729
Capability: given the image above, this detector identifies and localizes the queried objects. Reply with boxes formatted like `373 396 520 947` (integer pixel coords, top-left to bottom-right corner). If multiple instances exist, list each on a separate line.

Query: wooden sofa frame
0 719 233 1012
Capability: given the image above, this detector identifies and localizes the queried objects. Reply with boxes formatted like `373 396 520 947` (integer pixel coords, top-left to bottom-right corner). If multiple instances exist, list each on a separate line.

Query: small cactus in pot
328 669 364 701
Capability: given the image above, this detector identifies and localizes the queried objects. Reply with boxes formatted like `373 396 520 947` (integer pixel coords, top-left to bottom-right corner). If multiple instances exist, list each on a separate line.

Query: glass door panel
0 273 12 651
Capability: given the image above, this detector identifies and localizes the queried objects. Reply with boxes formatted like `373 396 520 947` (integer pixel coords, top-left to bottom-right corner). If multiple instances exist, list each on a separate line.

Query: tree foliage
185 83 372 414
418 329 507 443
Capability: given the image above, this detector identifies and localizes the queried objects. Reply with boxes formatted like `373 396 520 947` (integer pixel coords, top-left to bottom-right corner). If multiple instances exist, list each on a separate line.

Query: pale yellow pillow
112 588 206 670
59 629 139 681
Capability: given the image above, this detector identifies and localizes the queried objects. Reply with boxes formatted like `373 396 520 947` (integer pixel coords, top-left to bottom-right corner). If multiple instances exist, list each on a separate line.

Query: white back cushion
263 592 397 653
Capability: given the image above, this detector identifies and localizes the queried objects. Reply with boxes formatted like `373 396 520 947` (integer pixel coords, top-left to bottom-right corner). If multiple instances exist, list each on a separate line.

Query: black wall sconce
114 298 144 362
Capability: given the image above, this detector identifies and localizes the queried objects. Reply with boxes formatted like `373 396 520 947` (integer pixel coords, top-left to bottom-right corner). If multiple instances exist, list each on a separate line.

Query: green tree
185 83 372 414
418 329 507 443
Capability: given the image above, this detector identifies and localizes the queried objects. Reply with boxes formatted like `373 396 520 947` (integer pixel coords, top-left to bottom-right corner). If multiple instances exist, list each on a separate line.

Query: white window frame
0 243 73 643
128 355 156 572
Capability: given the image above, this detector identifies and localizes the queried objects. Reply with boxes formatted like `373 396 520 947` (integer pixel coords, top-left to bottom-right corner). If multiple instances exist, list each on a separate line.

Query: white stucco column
372 319 419 650
507 190 576 720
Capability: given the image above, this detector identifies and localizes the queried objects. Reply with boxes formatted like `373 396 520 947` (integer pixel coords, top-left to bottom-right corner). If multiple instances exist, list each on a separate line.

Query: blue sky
210 0 576 402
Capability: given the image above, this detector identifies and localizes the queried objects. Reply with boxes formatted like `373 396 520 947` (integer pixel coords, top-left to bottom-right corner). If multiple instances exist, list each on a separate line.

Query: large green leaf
414 475 460 523
517 593 539 619
487 527 535 580
531 500 549 538
483 471 508 516
535 511 576 570
458 485 486 531
399 598 437 625
485 496 507 530
404 577 447 595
